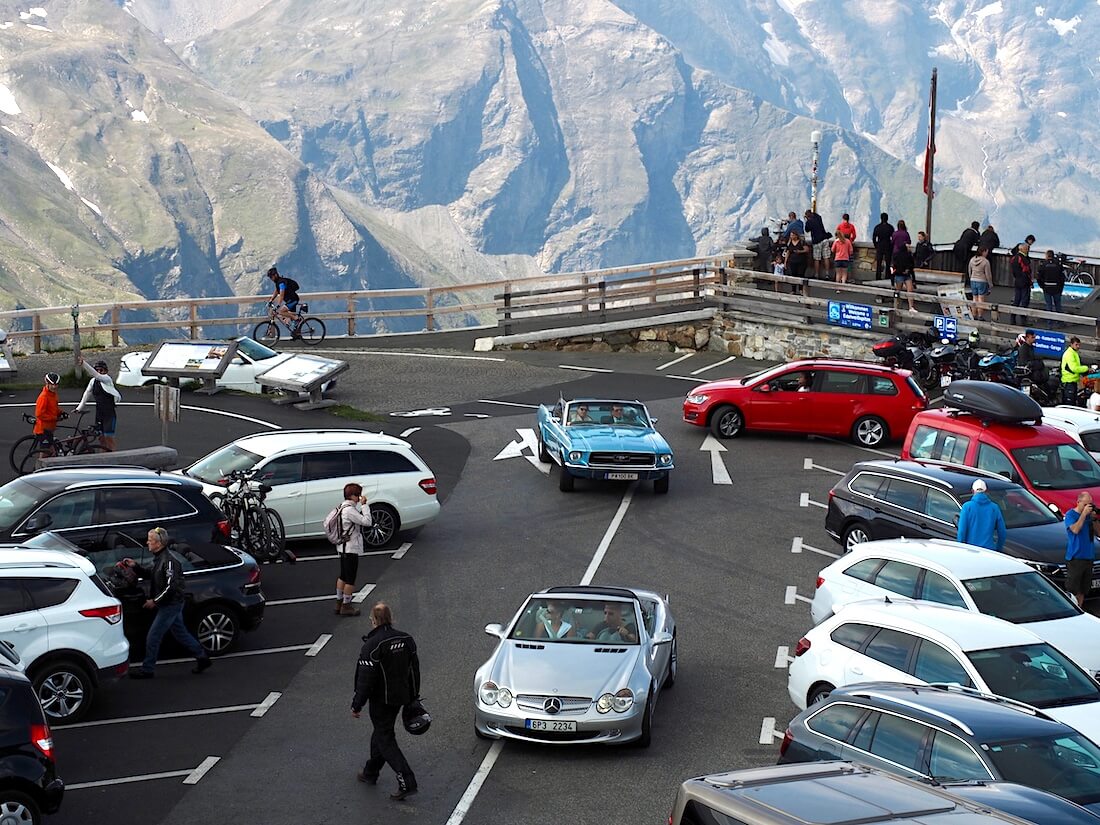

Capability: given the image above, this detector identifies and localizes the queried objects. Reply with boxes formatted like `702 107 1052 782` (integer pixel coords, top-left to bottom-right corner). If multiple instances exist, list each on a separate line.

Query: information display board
141 340 238 379
0 330 13 378
827 301 873 331
256 353 348 410
1033 330 1066 358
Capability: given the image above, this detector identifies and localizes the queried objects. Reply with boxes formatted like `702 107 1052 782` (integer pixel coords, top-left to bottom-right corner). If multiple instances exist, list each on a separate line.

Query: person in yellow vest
1061 337 1095 405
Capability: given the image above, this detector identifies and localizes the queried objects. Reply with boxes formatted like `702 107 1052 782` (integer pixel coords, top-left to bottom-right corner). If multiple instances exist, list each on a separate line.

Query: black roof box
942 380 1042 423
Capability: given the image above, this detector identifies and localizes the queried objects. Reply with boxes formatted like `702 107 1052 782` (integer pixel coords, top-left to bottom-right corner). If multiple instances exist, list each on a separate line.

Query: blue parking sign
933 315 958 340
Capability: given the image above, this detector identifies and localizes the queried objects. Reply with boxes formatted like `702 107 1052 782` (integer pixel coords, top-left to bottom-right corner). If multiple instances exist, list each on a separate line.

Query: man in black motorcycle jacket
1016 329 1045 384
351 602 421 800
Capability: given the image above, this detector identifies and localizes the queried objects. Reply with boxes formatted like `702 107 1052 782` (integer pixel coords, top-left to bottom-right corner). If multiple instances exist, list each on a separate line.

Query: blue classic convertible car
536 399 674 493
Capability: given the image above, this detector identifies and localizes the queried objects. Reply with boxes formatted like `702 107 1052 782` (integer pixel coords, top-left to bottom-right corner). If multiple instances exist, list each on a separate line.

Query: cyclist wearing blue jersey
266 266 301 327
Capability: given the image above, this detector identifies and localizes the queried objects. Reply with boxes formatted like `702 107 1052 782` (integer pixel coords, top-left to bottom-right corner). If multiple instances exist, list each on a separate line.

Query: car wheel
710 405 743 439
32 660 94 724
653 474 669 495
663 634 677 689
558 458 575 492
194 605 240 655
537 434 551 463
852 415 888 448
633 686 654 748
808 682 835 706
842 522 871 553
363 504 400 548
0 791 41 825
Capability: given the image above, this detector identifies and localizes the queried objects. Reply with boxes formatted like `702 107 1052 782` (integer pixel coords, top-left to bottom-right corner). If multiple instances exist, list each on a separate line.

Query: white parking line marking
313 349 507 362
67 767 201 790
294 554 339 563
266 594 336 606
803 457 844 476
665 374 702 382
799 492 827 509
656 353 695 371
135 642 314 667
791 536 802 554
759 717 777 745
183 756 221 785
251 692 282 718
392 542 412 559
774 646 790 668
807 434 898 458
558 364 613 373
305 634 333 657
446 740 504 825
801 541 840 559
464 413 491 418
58 700 271 729
352 583 376 604
399 427 420 438
785 586 812 605
690 356 736 375
580 485 635 586
476 399 539 409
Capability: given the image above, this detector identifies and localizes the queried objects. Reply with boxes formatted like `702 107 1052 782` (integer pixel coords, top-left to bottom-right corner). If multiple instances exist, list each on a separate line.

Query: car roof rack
31 463 168 475
845 687 975 736
544 585 638 600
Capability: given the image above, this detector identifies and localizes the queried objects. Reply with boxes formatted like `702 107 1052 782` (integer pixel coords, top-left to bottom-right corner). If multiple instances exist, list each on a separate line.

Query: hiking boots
339 603 361 617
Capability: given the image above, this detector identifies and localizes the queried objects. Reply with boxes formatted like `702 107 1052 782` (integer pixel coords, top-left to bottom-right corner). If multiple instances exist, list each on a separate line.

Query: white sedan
117 337 327 394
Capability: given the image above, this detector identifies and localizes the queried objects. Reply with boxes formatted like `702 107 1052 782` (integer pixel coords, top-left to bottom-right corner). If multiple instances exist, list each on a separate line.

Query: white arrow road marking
389 407 451 417
803 457 844 476
700 434 732 485
493 428 551 475
399 427 420 438
464 413 491 419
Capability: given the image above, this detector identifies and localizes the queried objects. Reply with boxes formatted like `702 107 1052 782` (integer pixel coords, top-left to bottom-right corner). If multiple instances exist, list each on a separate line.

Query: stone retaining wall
500 322 712 353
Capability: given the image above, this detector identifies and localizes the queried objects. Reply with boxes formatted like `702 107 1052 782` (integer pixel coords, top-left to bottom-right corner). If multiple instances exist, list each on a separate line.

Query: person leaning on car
1065 492 1097 608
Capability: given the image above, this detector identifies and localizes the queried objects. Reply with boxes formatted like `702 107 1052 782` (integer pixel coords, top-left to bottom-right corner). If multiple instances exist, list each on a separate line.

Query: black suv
0 467 231 549
0 645 64 822
825 460 1087 587
779 682 1100 819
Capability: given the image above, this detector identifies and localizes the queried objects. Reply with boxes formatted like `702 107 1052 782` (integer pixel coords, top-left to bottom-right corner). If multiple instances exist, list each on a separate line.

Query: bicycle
208 470 292 563
1057 254 1095 286
252 302 326 347
9 413 106 475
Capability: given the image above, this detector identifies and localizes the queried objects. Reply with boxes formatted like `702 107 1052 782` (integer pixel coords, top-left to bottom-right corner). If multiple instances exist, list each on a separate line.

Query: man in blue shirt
779 211 804 241
956 479 1006 552
1065 491 1097 607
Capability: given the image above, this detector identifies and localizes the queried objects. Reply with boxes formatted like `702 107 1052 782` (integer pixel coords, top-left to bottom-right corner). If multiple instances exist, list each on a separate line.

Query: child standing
831 232 854 285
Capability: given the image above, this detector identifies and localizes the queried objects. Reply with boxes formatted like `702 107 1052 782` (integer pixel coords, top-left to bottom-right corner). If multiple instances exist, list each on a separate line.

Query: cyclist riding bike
266 266 302 330
34 373 66 455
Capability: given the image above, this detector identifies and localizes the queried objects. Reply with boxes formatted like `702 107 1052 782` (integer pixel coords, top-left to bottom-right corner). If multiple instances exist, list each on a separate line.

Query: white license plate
606 472 639 480
1091 578 1100 590
525 719 577 732
940 375 952 387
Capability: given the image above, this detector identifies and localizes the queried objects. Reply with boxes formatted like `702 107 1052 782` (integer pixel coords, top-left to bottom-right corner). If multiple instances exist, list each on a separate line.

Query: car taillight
815 576 825 589
827 489 835 502
794 637 811 657
419 478 437 495
79 604 122 624
30 723 53 761
247 566 261 585
779 728 794 756
217 519 232 538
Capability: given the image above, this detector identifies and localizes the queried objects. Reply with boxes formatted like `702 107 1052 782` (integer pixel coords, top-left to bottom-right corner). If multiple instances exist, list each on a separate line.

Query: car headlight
596 693 614 713
611 688 634 712
479 681 499 705
497 687 513 708
658 454 672 465
569 451 582 462
686 393 708 405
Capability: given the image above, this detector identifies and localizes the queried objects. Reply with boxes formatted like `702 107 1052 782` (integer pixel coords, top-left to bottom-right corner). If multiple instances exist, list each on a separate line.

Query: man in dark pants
872 213 893 278
352 602 420 800
954 221 980 277
1065 492 1096 608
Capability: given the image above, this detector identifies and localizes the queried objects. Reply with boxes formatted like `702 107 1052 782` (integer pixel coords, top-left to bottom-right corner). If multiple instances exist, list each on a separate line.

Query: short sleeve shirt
1065 509 1097 561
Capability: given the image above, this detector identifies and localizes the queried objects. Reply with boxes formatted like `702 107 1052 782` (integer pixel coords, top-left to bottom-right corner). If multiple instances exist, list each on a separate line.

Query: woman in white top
332 482 374 617
535 601 574 639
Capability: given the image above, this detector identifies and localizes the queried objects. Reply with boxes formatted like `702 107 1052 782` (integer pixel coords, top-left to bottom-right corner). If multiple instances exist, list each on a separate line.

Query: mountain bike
1058 254 1095 286
9 413 106 475
208 470 293 563
252 302 326 347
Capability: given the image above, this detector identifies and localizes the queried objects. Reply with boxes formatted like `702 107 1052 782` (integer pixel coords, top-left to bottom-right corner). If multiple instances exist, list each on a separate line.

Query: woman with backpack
324 483 374 617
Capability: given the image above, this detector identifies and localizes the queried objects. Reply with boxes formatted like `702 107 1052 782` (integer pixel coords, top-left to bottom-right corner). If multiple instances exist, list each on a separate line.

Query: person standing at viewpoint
803 208 830 279
123 528 211 679
1065 492 1097 608
1009 241 1033 325
956 479 1006 552
326 484 375 617
352 602 420 800
954 221 980 276
33 373 64 455
872 213 894 279
1061 337 1094 405
74 357 121 451
831 231 853 285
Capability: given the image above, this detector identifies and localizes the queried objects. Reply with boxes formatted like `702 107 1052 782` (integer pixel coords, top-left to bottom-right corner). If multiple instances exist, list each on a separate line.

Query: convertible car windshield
508 598 640 644
565 403 650 427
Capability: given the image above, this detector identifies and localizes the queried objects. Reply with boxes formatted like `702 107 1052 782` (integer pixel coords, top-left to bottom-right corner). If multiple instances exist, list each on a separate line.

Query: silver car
473 585 676 747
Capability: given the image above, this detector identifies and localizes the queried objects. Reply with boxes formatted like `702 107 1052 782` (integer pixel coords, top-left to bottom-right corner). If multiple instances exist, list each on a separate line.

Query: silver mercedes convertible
473 585 677 747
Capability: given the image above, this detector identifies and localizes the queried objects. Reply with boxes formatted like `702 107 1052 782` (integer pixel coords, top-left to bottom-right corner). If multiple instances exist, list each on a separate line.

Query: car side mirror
757 384 772 394
652 631 673 645
23 514 52 534
1049 503 1061 515
484 623 504 638
650 417 658 424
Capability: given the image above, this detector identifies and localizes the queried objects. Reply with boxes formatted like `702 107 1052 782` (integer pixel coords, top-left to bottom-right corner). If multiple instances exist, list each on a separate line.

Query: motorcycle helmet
967 330 980 344
402 699 431 736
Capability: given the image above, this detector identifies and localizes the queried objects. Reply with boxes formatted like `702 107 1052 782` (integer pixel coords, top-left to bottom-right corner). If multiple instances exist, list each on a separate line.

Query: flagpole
924 67 938 241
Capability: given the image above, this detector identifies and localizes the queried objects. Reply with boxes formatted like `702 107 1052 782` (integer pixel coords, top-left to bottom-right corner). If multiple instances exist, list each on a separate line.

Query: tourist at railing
835 213 857 244
891 241 917 312
778 211 803 241
804 208 830 280
831 231 853 286
1010 241 1033 325
890 220 911 259
914 232 934 269
978 225 1000 254
968 247 993 320
784 231 811 295
872 213 894 278
1037 249 1066 323
954 221 981 275
748 227 773 273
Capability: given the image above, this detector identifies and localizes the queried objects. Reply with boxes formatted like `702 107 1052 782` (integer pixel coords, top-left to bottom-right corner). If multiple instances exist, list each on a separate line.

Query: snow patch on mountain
130 110 149 122
761 23 791 67
1048 15 1081 35
973 1 1003 20
44 162 75 192
0 84 20 115
80 198 102 216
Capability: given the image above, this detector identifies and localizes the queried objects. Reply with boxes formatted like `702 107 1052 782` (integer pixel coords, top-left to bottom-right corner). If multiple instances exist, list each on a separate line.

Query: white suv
183 429 441 544
787 600 1100 745
1043 406 1100 462
0 548 129 723
811 538 1100 675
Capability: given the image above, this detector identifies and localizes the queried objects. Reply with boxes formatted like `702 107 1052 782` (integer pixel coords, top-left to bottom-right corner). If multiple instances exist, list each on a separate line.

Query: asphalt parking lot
0 348 1034 824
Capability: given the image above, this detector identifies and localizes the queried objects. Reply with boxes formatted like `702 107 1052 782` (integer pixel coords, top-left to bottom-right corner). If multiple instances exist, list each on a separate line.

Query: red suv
901 409 1100 514
682 359 927 447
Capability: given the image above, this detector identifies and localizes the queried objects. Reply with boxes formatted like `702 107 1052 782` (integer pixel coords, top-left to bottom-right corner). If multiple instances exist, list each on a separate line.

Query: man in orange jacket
34 373 65 454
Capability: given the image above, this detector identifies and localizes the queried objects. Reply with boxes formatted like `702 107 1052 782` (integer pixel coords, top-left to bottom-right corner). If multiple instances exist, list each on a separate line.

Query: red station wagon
682 359 927 447
902 408 1100 514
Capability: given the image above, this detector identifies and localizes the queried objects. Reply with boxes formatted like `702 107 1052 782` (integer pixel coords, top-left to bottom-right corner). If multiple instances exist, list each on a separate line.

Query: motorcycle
977 348 1020 387
872 331 937 389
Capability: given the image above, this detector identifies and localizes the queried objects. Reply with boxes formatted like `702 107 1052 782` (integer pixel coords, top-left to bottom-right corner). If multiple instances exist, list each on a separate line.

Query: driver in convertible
586 603 638 643
569 404 594 424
